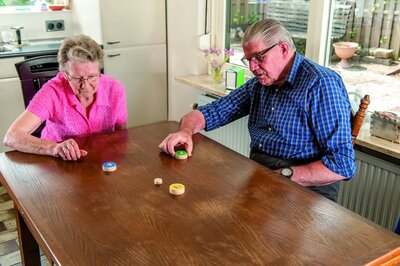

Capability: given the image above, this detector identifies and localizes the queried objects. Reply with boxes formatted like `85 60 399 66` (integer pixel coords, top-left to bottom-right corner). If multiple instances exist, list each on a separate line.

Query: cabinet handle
107 41 120 45
108 54 121 58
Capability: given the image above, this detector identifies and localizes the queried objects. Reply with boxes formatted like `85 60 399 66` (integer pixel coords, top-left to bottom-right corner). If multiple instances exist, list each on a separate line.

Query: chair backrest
351 94 370 144
15 55 59 137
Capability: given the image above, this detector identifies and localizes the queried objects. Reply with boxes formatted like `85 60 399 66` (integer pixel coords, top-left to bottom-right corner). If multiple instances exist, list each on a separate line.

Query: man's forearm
179 110 206 135
291 160 345 187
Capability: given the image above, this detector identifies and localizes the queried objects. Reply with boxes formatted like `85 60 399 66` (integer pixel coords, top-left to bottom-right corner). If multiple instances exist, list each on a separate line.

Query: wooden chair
351 94 370 144
15 55 59 137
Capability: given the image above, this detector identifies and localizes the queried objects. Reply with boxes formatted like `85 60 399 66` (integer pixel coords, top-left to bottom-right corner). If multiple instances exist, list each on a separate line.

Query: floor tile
0 250 21 266
0 222 6 233
0 230 18 244
0 210 15 224
3 219 16 231
0 239 19 256
0 201 14 212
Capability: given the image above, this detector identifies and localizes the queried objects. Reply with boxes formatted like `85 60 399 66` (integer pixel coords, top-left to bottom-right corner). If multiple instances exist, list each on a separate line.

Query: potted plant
202 47 234 83
332 41 359 68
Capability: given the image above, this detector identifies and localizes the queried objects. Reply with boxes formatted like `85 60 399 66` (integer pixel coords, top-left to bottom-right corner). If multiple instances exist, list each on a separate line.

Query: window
220 0 400 114
328 0 400 113
0 0 36 6
226 0 310 66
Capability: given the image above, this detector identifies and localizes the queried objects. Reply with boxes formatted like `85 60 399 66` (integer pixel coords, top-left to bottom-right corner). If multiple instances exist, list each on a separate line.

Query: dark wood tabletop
0 121 399 265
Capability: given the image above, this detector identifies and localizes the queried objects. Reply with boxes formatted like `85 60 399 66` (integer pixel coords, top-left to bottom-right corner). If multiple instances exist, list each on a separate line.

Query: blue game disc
102 162 117 172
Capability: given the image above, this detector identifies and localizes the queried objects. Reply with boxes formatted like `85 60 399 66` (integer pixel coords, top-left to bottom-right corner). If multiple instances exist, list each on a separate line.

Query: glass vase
212 67 224 83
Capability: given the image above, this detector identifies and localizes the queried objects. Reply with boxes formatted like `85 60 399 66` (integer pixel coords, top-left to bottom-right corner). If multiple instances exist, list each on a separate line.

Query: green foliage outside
232 10 244 26
0 0 51 6
248 11 260 25
350 28 356 40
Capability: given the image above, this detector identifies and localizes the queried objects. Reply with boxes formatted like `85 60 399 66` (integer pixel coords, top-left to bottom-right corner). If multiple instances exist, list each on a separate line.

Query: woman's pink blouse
27 72 128 142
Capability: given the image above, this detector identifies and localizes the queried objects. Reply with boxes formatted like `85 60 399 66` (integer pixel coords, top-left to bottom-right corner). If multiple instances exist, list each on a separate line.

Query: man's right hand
158 130 193 158
159 110 206 158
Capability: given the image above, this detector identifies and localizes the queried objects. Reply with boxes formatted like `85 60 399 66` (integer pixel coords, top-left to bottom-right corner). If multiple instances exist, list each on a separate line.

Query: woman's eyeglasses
241 42 281 66
66 72 101 84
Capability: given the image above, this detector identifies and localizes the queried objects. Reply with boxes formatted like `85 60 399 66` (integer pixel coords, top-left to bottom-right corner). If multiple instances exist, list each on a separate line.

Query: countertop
0 40 62 59
175 74 400 161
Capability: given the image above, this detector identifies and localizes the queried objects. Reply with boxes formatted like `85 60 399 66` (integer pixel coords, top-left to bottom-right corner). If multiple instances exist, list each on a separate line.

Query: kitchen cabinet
104 45 167 127
0 57 25 152
98 0 166 48
99 0 167 128
73 0 167 128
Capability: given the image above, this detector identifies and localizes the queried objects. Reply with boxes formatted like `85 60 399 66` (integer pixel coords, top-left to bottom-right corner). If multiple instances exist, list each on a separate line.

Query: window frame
212 0 335 68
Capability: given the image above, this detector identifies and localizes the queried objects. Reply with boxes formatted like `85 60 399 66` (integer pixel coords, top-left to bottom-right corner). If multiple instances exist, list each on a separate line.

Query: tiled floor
0 185 50 266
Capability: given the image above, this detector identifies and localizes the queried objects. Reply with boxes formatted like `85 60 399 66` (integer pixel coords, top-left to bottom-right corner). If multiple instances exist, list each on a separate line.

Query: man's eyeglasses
241 42 281 66
66 72 101 84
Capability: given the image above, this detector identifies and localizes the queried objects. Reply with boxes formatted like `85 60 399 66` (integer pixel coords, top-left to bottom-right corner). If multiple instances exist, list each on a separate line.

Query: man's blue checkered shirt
197 53 356 179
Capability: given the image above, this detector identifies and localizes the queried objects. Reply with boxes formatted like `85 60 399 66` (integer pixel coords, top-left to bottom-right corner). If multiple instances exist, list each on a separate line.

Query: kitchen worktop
0 40 62 59
175 74 400 161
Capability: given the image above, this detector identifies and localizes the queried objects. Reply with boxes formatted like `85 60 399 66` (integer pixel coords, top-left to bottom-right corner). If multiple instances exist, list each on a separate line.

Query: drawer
0 56 25 78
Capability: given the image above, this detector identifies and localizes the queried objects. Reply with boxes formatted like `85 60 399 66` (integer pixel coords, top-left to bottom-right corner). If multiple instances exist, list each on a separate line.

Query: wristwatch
280 167 293 179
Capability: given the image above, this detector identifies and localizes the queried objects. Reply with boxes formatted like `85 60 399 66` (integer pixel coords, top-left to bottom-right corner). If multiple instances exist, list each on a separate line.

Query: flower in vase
202 47 234 82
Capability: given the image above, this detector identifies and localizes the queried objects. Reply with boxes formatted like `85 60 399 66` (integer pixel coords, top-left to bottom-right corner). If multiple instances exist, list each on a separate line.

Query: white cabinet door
0 77 25 152
103 44 167 128
0 57 24 79
99 0 166 48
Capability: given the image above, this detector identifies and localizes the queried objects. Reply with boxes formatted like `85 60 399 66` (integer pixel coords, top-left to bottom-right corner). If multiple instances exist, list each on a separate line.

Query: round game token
154 178 163 185
175 150 188 160
102 162 117 172
169 183 185 195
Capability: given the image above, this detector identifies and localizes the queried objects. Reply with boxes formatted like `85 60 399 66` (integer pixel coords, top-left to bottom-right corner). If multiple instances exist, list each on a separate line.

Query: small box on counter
226 66 244 90
370 111 400 143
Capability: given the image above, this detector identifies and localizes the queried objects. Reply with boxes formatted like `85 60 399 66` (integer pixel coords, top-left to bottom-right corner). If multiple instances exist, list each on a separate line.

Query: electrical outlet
45 20 65 32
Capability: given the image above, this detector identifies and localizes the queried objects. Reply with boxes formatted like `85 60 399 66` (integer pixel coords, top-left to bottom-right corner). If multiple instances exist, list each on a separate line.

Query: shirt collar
286 52 304 85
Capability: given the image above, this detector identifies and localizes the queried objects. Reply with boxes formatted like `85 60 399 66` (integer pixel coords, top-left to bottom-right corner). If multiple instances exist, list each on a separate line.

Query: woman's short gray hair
242 18 296 51
58 34 103 71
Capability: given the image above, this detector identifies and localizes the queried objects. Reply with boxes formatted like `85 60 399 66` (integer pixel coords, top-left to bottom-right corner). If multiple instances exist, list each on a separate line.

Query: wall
166 0 209 121
70 0 102 44
0 10 73 42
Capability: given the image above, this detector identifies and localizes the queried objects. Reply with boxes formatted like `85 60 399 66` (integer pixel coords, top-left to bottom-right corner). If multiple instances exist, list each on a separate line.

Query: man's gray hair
242 18 296 51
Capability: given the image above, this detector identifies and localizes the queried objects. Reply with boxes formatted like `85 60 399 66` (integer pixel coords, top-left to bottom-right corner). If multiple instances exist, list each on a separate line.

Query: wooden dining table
0 121 399 265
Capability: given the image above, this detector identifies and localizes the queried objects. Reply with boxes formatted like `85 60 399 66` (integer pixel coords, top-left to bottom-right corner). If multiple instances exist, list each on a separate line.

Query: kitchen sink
0 44 18 53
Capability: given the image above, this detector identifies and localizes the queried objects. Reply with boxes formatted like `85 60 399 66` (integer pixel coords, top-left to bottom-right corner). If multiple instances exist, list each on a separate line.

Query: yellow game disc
169 183 185 195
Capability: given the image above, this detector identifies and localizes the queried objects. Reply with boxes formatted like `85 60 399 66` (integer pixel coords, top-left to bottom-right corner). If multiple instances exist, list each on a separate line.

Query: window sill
0 7 70 14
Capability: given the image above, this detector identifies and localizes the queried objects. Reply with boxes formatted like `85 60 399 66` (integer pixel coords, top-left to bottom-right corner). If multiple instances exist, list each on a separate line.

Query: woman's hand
55 139 88 161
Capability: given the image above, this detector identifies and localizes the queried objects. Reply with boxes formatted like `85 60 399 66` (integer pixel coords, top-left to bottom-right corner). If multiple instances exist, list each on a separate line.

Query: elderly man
159 19 356 201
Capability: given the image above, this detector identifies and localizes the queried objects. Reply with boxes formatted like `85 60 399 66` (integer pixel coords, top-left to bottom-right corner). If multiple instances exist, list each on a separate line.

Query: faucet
10 26 24 46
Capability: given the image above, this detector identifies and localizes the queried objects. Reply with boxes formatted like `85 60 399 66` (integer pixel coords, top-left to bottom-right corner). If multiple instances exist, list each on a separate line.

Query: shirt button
268 127 272 131
258 143 262 148
271 107 275 111
275 88 279 92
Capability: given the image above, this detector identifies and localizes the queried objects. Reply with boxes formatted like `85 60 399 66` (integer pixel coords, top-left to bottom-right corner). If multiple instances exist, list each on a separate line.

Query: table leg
15 208 41 266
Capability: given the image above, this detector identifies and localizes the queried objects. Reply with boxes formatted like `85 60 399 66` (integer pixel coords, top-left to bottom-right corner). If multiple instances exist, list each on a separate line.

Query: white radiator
197 95 251 157
338 151 400 231
197 94 400 231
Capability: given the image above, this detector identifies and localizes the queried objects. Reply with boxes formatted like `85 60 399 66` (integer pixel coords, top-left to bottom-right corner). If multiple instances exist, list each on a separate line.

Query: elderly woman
3 34 127 161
